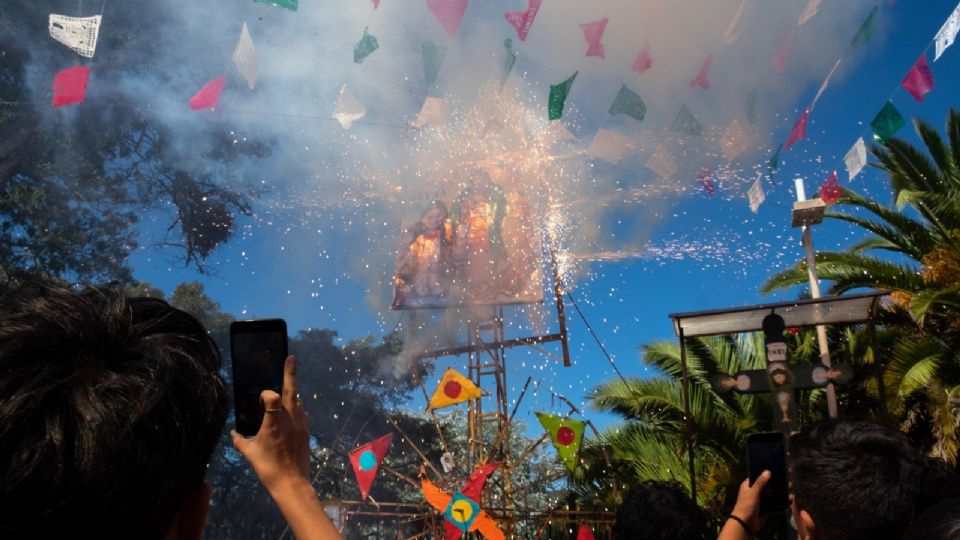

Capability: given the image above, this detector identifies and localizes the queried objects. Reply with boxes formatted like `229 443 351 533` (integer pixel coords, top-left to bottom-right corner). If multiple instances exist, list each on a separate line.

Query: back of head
0 284 230 539
612 480 710 540
790 418 921 540
903 498 960 540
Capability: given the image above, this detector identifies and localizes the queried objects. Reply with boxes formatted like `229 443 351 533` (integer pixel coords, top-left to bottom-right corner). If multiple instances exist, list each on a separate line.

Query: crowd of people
0 283 956 539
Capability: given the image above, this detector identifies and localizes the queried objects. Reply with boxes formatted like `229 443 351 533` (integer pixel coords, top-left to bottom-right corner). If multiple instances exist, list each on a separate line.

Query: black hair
903 498 960 540
0 284 230 539
790 418 921 540
612 480 711 540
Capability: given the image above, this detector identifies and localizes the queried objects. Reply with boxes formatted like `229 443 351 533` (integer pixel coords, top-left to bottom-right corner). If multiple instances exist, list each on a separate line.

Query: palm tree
762 110 960 464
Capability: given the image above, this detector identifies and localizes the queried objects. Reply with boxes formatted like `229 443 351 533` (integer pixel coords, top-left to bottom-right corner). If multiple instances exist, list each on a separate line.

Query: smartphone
230 319 288 437
746 431 789 514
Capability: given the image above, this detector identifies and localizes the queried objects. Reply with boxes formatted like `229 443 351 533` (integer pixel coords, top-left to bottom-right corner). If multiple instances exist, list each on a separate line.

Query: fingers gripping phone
230 319 288 437
747 432 790 514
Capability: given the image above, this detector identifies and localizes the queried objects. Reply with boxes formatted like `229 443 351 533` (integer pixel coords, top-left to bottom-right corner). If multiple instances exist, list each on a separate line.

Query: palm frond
761 251 924 295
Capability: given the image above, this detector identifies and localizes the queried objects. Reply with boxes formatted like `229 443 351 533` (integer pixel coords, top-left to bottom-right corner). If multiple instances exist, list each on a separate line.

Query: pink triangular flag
784 108 809 149
577 525 596 540
52 66 90 108
773 30 796 74
632 39 653 74
426 0 468 36
820 170 842 204
188 76 226 111
902 54 934 103
372 0 380 7
579 18 608 59
690 53 713 90
504 0 541 41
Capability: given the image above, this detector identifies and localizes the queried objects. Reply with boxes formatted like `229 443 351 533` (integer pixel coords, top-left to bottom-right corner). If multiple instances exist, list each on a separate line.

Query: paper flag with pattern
586 129 632 164
577 525 597 540
748 174 765 213
579 18 608 58
773 30 795 74
423 40 448 86
871 101 904 142
412 97 448 128
505 0 541 41
354 28 379 64
819 170 842 205
698 164 715 196
672 105 702 136
52 66 90 108
723 0 746 44
769 144 783 173
902 54 934 103
48 14 101 58
646 143 677 179
608 84 646 123
812 58 842 110
690 53 713 90
500 39 517 88
632 39 653 74
427 0 468 36
536 412 585 471
784 108 809 149
444 463 500 540
848 6 878 51
255 0 298 11
935 3 960 61
232 22 259 90
722 118 752 161
332 84 366 129
844 137 867 180
548 71 577 121
188 76 225 110
349 434 393 500
429 368 482 410
798 0 821 26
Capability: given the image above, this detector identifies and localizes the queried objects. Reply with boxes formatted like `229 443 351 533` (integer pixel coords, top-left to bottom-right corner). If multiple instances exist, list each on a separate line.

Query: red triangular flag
773 30 796 74
504 0 541 41
698 163 715 196
579 18 608 58
632 38 653 74
52 66 90 108
426 0 468 36
784 108 809 149
372 0 380 7
690 53 713 90
577 525 597 540
902 54 934 103
820 170 842 204
188 76 226 111
349 433 393 500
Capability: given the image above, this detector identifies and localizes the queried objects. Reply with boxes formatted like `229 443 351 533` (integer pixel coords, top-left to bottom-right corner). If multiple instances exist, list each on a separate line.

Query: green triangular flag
422 40 447 86
768 144 782 174
354 28 379 64
609 84 646 123
548 71 578 121
870 101 905 143
745 88 759 125
848 6 878 52
500 39 517 89
535 412 585 471
671 104 702 136
255 0 298 11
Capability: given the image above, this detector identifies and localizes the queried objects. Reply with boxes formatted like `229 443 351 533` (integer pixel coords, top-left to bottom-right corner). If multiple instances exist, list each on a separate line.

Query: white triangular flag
481 118 504 139
721 118 752 161
748 173 765 213
585 129 632 164
544 121 577 145
798 0 821 26
48 14 101 58
332 85 366 129
723 0 746 44
811 58 842 110
645 143 677 179
232 22 259 90
411 97 448 128
844 137 867 180
935 3 960 61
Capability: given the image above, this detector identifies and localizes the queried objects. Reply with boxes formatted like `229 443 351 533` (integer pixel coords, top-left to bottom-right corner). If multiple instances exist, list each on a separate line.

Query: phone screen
747 432 789 514
230 319 287 437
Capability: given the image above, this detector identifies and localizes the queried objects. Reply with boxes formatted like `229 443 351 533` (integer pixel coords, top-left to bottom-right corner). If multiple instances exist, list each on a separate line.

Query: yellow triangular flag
428 368 482 410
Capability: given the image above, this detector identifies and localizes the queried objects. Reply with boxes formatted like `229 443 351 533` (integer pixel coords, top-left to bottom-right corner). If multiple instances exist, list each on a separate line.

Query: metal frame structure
668 290 888 498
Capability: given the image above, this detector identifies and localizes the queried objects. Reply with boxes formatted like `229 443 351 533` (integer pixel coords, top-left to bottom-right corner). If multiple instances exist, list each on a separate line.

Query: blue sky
126 0 960 430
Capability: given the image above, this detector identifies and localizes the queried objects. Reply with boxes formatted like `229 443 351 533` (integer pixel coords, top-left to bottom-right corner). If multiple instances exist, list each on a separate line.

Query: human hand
731 471 771 534
232 356 311 493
